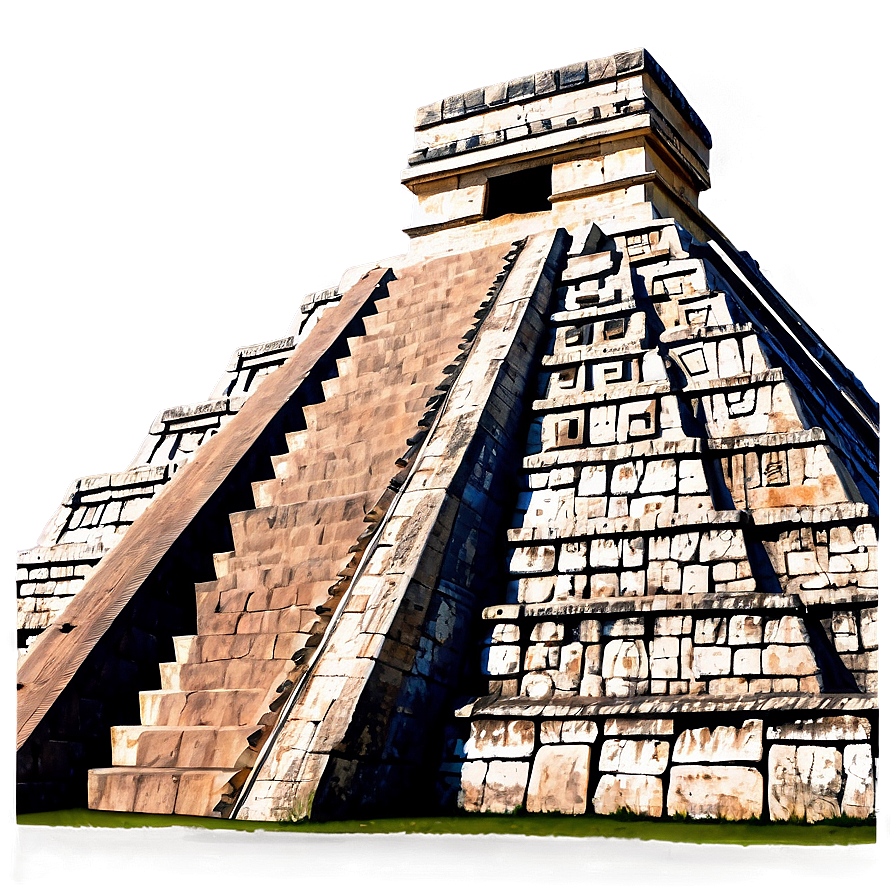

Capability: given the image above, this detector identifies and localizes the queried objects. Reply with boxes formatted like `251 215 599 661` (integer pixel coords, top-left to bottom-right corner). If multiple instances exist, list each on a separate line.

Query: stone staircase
87 242 515 816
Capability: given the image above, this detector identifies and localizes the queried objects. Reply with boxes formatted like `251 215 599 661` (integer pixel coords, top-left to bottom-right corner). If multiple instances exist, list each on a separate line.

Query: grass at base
16 808 875 846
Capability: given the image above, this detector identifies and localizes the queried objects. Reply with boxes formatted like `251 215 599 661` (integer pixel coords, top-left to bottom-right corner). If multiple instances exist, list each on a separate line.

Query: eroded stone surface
668 766 763 820
526 745 590 814
768 744 842 822
672 719 762 763
593 773 663 817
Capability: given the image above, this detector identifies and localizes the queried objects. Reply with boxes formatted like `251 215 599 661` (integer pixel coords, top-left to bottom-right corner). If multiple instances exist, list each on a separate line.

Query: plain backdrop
3 2 891 892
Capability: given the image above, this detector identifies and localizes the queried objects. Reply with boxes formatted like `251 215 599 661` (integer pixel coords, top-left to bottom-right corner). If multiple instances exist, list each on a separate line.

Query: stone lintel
506 508 745 543
532 379 669 412
484 591 805 620
550 298 637 324
707 427 827 453
465 692 877 720
660 322 755 345
680 368 785 395
542 340 647 369
750 503 872 528
522 438 703 469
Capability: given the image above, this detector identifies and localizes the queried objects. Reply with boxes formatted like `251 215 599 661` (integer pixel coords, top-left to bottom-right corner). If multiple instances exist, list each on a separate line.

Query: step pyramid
17 48 877 826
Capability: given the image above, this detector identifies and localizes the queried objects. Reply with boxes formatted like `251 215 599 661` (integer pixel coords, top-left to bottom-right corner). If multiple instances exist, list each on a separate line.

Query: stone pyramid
17 48 877 824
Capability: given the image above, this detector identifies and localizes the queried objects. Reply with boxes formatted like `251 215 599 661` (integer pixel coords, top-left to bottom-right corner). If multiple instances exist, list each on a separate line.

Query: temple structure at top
17 49 878 825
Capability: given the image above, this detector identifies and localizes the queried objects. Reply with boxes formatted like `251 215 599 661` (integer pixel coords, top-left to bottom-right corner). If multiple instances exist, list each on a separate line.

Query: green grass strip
16 808 875 846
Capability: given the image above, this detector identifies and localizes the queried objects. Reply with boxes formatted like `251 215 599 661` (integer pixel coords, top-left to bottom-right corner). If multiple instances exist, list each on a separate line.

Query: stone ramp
17 268 390 751
86 242 516 816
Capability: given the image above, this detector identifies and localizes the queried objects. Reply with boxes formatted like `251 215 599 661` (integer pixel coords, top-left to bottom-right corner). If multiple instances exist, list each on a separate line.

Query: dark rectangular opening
484 165 553 219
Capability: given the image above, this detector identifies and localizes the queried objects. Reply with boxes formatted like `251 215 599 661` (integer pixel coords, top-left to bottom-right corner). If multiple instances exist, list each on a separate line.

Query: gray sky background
4 1 891 890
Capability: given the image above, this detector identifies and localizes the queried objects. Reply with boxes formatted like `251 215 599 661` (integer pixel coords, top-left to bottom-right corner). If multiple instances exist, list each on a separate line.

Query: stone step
229 494 373 554
111 724 261 768
87 766 238 816
159 657 292 691
172 632 310 664
139 687 272 727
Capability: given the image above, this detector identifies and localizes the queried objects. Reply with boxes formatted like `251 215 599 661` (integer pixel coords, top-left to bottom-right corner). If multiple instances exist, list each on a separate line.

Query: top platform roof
413 48 712 151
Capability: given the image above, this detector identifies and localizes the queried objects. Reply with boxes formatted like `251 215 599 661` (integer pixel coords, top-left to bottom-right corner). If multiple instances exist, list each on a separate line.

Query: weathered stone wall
455 706 875 821
449 217 877 821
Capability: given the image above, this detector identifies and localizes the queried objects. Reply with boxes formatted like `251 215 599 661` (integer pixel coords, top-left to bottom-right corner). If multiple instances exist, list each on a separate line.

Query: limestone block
841 744 875 819
668 766 763 820
555 642 584 690
621 537 646 567
708 677 750 696
712 561 737 583
831 612 859 652
510 545 556 574
786 551 822 576
524 644 551 671
590 573 620 599
692 645 731 677
681 564 709 593
828 526 857 553
603 617 645 637
620 569 646 594
604 718 674 737
526 745 590 814
699 529 744 562
764 615 808 644
670 531 699 562
766 715 871 741
649 636 679 678
654 615 692 636
728 614 763 644
580 619 602 642
611 461 645 495
558 541 588 572
762 645 817 677
548 466 577 489
562 559 597 594
641 459 677 493
672 719 762 762
593 773 663 817
521 672 554 699
600 738 669 774
459 760 487 811
465 720 536 759
516 577 555 604
482 645 520 676
487 623 520 644
859 607 877 649
578 464 607 496
678 460 708 494
602 638 648 679
481 761 531 814
541 721 563 743
580 673 604 696
591 538 621 568
694 617 726 644
768 745 842 822
733 648 761 676
531 621 564 642
560 720 599 743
